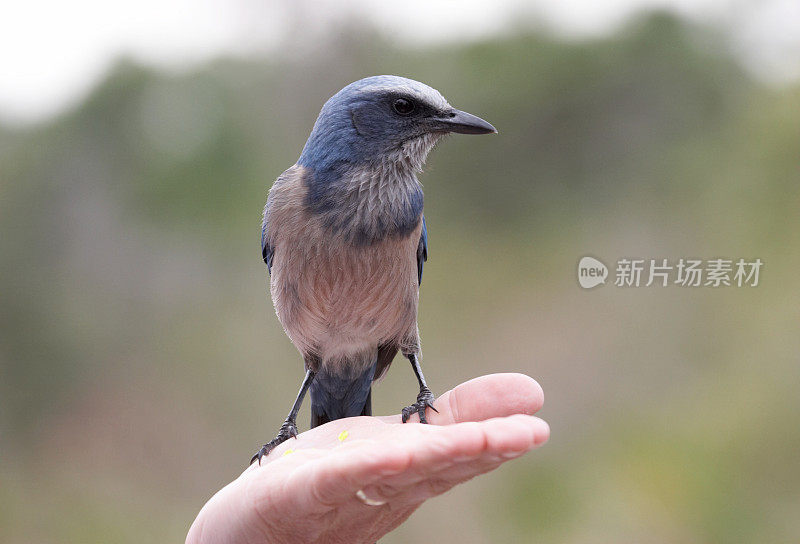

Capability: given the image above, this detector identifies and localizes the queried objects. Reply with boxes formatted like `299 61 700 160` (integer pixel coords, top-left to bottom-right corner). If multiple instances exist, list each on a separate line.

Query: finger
361 415 549 505
381 373 544 425
369 415 546 486
400 414 549 473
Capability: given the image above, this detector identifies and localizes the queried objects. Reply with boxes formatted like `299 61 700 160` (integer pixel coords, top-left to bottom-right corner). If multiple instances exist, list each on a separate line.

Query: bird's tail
309 357 376 428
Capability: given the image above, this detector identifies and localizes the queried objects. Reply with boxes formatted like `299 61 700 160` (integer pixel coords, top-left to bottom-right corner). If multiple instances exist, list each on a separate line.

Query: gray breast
265 162 425 368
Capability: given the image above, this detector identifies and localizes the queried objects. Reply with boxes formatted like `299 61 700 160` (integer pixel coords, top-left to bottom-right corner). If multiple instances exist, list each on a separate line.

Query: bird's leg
250 368 316 465
401 353 438 424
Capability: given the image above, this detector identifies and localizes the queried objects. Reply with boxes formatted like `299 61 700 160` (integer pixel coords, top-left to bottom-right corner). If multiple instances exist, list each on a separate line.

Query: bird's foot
401 387 438 424
250 419 298 465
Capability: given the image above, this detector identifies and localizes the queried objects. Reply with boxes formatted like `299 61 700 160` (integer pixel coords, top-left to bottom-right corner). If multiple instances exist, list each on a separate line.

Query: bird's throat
320 161 424 245
304 133 441 245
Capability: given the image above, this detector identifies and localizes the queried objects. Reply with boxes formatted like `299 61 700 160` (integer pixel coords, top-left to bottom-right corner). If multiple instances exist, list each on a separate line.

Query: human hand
186 373 549 544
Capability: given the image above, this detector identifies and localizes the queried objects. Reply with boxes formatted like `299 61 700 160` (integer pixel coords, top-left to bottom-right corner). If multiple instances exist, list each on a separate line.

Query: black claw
250 446 270 466
401 388 437 424
250 420 299 466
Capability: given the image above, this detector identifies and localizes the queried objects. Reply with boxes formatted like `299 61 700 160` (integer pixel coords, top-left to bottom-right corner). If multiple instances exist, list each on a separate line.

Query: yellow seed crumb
282 449 295 456
337 430 349 442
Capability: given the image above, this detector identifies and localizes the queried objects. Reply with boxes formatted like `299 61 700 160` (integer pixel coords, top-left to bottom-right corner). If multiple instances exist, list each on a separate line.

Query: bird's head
298 75 496 173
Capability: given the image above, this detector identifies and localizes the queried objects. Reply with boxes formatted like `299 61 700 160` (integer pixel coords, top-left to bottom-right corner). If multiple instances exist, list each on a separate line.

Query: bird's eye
392 98 415 116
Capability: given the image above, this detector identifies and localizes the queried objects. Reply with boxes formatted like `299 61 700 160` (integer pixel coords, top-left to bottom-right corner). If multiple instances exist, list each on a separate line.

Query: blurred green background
2 9 799 544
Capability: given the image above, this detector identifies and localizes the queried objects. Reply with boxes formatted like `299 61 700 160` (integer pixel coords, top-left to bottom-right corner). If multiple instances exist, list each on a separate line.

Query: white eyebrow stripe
354 83 451 111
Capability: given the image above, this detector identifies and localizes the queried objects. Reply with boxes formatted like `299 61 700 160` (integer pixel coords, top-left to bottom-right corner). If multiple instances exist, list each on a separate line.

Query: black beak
436 108 497 135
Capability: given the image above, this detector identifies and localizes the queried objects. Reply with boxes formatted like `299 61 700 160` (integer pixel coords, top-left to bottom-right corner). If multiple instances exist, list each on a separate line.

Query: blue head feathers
298 75 496 172
295 75 496 244
298 76 449 171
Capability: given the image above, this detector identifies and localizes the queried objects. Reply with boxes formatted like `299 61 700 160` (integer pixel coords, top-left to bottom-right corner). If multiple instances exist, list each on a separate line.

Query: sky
1 0 798 125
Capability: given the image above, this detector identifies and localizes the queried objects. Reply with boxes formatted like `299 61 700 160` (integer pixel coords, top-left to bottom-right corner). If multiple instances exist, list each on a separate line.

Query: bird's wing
417 215 428 285
261 203 274 273
262 166 301 274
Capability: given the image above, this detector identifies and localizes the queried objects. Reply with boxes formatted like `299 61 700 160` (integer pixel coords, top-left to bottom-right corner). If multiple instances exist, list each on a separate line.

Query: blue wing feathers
261 220 273 273
417 215 427 285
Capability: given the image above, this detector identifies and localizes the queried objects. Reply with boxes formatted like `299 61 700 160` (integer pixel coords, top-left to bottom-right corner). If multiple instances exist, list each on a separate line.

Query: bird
252 75 496 464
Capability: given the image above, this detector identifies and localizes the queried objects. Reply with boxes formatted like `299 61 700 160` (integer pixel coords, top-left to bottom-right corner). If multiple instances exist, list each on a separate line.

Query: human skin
186 373 549 544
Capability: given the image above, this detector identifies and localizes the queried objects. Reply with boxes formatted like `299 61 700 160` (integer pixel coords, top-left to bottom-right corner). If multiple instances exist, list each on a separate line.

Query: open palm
186 373 549 544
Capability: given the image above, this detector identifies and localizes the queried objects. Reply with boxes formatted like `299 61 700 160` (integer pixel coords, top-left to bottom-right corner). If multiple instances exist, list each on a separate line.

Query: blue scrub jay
252 75 496 464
